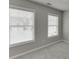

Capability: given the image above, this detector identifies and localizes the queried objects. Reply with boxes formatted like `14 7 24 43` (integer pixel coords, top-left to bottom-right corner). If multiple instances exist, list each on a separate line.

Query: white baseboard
62 40 69 44
10 40 62 59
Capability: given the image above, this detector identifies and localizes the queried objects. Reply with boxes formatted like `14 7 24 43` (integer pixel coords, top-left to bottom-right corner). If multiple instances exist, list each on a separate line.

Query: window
9 8 34 45
48 14 58 37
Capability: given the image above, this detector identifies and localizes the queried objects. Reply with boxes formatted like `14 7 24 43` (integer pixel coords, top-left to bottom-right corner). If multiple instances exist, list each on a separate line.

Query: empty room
9 0 69 59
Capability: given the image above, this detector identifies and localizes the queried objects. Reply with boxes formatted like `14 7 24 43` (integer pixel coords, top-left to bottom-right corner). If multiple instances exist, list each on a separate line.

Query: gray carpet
15 41 69 59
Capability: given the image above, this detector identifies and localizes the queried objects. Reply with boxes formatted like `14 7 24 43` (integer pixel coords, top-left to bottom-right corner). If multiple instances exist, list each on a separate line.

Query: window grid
9 8 34 45
48 14 58 37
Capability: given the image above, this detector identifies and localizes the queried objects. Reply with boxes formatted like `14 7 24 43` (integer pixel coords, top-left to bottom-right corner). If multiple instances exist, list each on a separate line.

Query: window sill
9 40 35 48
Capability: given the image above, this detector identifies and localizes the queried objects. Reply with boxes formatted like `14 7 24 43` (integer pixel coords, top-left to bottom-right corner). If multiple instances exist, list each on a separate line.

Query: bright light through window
9 8 34 45
48 14 58 37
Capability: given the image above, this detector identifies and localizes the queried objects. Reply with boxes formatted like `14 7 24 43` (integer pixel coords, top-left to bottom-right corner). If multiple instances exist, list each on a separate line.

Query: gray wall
9 0 63 57
63 11 69 42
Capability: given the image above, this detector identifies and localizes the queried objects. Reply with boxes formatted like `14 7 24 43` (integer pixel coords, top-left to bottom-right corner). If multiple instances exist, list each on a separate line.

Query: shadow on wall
63 11 69 42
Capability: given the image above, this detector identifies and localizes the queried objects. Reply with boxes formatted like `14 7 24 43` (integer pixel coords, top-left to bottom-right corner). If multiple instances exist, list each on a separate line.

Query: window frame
48 13 59 37
9 5 35 47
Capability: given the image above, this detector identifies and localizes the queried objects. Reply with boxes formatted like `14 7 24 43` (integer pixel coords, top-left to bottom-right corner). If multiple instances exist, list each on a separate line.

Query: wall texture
9 0 63 57
63 11 69 42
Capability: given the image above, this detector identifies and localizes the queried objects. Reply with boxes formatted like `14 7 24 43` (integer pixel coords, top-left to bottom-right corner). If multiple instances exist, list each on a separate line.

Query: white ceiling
30 0 69 11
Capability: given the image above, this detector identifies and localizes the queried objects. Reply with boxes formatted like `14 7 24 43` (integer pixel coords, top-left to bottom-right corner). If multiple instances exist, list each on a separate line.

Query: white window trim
9 5 36 48
48 13 59 38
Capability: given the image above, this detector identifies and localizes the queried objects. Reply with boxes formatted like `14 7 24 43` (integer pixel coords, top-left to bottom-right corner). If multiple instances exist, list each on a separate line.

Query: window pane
48 15 58 25
10 27 33 44
9 8 34 45
48 14 58 37
9 8 34 25
48 26 58 37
